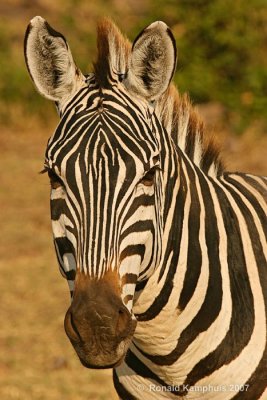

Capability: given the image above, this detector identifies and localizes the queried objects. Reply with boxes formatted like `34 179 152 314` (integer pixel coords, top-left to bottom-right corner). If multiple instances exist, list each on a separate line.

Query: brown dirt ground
0 111 266 400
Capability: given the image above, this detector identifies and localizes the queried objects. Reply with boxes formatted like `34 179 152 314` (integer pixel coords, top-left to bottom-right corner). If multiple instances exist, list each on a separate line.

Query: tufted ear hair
24 16 84 106
124 21 177 102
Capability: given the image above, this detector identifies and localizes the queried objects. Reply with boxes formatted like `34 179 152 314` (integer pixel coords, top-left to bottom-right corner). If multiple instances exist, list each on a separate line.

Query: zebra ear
24 16 84 105
125 21 177 102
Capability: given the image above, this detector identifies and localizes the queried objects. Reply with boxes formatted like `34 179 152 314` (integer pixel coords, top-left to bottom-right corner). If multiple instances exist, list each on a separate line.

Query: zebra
24 16 267 400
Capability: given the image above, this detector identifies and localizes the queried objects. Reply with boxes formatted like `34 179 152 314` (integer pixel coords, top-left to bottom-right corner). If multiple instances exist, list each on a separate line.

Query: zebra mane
93 18 131 88
156 85 224 177
93 19 224 177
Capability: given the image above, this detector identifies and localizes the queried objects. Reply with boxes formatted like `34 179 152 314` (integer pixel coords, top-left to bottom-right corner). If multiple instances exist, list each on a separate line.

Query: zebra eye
47 169 64 189
140 167 157 187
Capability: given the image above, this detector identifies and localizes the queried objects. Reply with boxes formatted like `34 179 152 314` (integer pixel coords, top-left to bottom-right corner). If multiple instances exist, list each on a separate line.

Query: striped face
46 81 163 307
24 16 176 368
45 82 165 368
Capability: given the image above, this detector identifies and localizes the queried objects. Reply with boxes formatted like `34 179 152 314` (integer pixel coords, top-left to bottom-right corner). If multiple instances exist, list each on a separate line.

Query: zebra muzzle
64 270 137 369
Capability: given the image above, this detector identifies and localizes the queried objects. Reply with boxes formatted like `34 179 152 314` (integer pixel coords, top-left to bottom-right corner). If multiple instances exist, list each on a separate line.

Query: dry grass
0 113 266 400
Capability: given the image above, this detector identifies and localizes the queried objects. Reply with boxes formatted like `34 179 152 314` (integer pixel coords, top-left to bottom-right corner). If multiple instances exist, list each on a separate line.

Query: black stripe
225 173 267 240
241 174 267 201
231 348 267 400
66 269 76 280
122 194 155 223
50 198 66 220
178 162 201 310
54 236 75 256
113 85 148 114
47 113 98 165
124 349 185 396
104 107 153 153
119 220 155 245
113 369 137 400
184 124 196 161
123 273 138 285
135 279 148 291
63 86 95 116
54 237 76 279
120 245 146 263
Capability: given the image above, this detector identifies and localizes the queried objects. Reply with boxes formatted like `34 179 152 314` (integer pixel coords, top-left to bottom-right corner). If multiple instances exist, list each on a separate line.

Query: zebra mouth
65 317 136 369
78 352 126 370
63 270 137 369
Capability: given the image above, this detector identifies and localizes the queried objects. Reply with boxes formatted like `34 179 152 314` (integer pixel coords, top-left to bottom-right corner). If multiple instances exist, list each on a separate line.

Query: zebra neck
133 150 188 315
134 151 220 323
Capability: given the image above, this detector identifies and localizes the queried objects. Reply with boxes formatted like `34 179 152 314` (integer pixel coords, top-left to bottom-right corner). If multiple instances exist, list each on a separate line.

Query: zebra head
24 17 177 368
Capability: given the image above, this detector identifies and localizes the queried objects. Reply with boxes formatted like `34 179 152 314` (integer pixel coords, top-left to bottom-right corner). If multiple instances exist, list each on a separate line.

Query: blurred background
0 0 266 399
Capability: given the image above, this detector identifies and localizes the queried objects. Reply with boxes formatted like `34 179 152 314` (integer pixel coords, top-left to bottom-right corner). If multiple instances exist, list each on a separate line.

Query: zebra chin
63 270 137 369
68 333 133 370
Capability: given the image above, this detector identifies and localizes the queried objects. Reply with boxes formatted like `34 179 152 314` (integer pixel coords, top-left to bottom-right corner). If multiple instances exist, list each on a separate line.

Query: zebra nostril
64 309 81 343
116 306 132 337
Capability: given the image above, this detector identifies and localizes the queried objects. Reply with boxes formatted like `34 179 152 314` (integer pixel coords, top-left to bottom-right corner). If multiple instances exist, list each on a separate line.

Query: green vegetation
1 0 267 132
149 0 267 132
